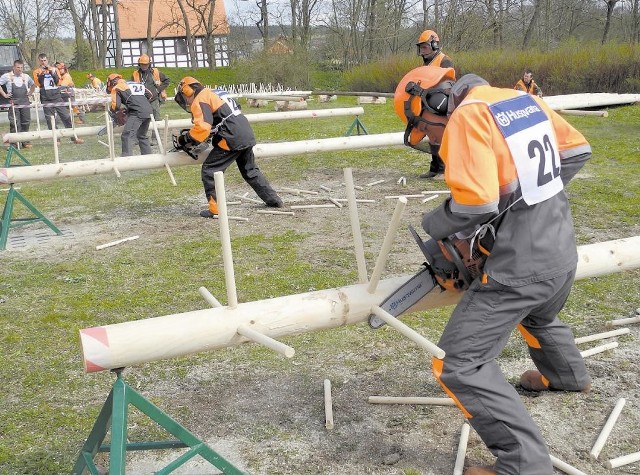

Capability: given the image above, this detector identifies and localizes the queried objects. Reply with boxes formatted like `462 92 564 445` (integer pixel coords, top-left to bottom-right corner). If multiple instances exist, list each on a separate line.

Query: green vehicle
0 38 22 75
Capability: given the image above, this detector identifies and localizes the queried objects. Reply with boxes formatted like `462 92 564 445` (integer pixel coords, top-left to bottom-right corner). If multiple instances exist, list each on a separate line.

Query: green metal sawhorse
1 147 61 250
0 185 62 251
72 369 245 475
345 116 369 136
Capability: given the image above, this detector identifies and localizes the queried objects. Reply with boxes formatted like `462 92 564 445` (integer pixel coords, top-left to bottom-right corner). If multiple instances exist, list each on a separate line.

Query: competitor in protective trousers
394 68 592 475
106 73 154 157
0 59 35 148
173 76 283 218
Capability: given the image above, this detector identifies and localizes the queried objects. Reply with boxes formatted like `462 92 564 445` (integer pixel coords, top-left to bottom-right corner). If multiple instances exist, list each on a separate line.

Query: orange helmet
175 77 203 111
417 29 440 45
87 73 94 79
394 66 456 147
106 73 123 93
416 29 441 59
138 54 151 65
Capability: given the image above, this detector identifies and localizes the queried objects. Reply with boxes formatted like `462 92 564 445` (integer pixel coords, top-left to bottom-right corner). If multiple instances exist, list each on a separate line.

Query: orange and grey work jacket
514 79 542 97
110 79 153 119
426 51 454 68
187 88 255 151
422 75 591 287
132 68 169 102
32 66 62 102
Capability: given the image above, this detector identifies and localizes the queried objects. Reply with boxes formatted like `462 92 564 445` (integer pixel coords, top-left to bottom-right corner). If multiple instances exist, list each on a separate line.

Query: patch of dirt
6 168 640 474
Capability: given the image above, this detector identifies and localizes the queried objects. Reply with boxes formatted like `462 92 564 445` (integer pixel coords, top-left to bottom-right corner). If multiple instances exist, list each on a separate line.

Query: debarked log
0 132 405 185
2 107 365 142
79 236 640 373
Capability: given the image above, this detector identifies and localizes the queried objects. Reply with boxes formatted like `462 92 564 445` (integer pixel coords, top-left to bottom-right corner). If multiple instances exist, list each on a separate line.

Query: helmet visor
174 91 190 112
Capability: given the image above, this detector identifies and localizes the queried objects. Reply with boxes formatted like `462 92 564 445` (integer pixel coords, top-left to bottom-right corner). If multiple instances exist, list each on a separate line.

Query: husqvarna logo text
495 105 541 127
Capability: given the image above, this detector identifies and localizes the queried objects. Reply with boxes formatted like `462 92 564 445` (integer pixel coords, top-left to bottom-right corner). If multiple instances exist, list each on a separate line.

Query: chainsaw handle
440 237 473 287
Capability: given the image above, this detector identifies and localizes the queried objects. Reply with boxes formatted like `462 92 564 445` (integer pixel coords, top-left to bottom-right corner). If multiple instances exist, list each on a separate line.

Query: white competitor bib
127 82 146 96
214 89 242 117
489 94 563 205
43 73 57 90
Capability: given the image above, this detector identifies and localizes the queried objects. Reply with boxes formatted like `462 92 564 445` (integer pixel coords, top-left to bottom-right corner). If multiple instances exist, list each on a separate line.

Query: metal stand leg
346 116 369 136
72 369 245 475
0 185 61 251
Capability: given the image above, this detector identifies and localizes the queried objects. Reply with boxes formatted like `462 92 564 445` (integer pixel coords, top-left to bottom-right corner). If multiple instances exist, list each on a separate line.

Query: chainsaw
368 225 491 328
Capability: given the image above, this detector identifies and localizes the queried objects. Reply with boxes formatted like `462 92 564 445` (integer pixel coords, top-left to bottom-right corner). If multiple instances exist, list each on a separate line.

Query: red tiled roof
100 0 229 40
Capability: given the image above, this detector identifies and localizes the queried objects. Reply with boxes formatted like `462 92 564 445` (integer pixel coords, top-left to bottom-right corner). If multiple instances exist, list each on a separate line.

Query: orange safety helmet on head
106 73 122 93
394 66 456 149
138 54 151 65
175 76 203 111
416 29 441 56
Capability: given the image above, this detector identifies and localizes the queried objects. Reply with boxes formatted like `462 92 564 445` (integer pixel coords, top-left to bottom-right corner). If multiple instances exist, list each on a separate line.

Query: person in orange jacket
416 29 454 68
106 73 153 157
131 54 169 121
173 76 283 218
55 62 85 124
414 31 453 179
32 53 83 143
395 67 592 475
514 69 543 97
87 73 104 91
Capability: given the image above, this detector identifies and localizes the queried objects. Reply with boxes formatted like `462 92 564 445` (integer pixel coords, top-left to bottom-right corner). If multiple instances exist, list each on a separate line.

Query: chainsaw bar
368 265 439 328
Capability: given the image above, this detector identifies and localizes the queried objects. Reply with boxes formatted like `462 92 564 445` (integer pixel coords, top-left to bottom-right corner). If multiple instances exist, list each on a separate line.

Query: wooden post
344 168 368 284
453 423 470 475
198 287 223 308
549 454 589 475
324 379 334 430
236 324 294 358
213 171 238 308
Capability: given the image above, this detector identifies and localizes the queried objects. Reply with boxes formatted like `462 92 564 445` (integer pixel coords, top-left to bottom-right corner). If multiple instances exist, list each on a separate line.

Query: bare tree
186 0 229 69
256 0 270 48
147 0 155 54
601 0 619 43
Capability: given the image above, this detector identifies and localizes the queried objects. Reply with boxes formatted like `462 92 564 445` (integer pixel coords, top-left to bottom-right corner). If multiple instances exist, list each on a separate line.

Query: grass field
0 96 639 474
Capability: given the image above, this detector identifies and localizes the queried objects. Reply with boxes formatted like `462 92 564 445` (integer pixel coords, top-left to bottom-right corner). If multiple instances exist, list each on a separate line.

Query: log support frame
72 369 245 475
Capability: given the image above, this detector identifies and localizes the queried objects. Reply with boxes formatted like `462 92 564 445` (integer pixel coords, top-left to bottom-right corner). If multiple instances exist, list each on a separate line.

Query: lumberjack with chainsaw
390 67 592 475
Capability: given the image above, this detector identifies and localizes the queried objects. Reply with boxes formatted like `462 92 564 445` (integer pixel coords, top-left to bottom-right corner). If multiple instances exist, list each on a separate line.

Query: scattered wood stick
396 176 406 186
385 194 424 199
590 398 626 460
328 197 343 208
453 423 471 475
366 179 385 186
422 195 439 203
236 195 263 204
368 396 455 406
256 210 295 216
281 187 319 195
96 235 139 250
369 306 445 358
333 198 376 203
606 451 640 469
198 286 223 308
580 341 618 358
227 216 250 222
324 379 334 430
226 201 242 205
291 204 337 209
607 315 640 327
319 185 332 192
549 454 589 475
574 328 629 345
422 190 450 194
237 324 295 358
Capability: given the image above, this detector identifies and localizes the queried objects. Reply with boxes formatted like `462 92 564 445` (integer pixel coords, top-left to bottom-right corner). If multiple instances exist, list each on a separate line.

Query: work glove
173 129 199 160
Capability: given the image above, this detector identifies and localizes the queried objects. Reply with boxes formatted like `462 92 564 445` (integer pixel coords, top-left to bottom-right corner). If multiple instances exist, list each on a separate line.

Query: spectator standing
32 53 84 144
55 62 86 125
173 76 283 218
416 29 454 68
87 73 104 91
106 73 153 157
0 59 35 149
131 54 169 121
414 30 454 179
514 69 543 97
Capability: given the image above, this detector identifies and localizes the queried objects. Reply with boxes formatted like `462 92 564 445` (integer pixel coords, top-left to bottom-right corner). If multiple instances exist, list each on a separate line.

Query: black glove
173 130 199 160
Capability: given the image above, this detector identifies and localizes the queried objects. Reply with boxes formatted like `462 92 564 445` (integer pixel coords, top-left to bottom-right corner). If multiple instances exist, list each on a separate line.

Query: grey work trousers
201 146 281 206
121 116 152 157
435 269 589 475
42 102 72 130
